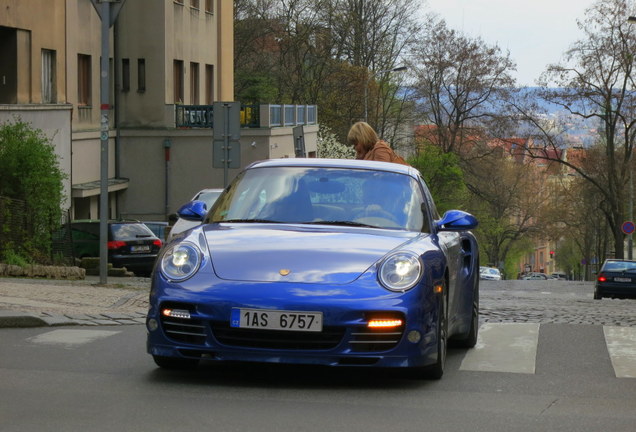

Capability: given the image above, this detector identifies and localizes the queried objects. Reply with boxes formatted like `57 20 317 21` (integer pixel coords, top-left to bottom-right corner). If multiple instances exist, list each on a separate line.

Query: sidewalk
0 275 150 328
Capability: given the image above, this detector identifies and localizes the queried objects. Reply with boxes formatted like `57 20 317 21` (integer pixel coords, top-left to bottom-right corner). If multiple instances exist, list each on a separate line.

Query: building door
0 27 17 104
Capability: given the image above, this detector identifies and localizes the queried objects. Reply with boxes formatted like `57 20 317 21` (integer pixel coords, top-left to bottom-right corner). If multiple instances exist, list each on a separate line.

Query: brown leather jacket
362 140 409 166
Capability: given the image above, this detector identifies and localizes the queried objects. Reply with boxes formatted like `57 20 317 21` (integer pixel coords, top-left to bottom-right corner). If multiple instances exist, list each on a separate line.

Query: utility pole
91 0 126 284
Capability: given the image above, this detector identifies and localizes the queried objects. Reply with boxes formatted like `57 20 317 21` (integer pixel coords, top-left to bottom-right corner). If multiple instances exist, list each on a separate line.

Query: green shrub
2 249 30 267
0 119 66 263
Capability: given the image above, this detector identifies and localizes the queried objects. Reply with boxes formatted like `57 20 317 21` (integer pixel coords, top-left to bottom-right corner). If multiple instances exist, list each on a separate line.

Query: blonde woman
347 121 409 165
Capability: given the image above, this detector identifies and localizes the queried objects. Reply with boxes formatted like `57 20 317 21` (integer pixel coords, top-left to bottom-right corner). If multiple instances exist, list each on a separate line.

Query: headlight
160 242 202 282
378 252 423 292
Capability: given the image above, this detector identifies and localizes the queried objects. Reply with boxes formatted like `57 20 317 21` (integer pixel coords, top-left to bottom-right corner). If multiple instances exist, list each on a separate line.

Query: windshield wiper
220 218 280 223
303 220 377 228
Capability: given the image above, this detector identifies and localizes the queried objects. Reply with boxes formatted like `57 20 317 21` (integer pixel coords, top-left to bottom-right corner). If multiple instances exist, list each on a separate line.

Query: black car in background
595 259 636 300
66 220 162 276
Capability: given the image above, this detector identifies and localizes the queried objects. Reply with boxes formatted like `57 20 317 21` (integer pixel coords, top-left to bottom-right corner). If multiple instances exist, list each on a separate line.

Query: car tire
153 355 199 370
454 279 479 349
423 287 448 380
593 288 602 300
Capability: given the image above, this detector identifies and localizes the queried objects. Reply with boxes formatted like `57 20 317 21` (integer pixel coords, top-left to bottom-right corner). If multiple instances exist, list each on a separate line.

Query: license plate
615 277 631 282
230 308 323 332
131 245 150 253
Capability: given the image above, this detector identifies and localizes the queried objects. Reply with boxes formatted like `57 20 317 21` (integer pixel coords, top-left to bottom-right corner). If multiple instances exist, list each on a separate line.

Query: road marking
459 323 539 374
604 326 636 378
27 329 121 347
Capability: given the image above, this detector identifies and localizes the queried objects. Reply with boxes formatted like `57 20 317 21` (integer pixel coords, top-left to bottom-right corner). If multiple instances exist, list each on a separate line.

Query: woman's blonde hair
347 121 378 151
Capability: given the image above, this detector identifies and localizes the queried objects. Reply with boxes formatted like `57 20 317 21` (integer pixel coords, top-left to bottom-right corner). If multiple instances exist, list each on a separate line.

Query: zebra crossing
27 329 121 348
24 323 636 378
460 323 540 374
460 322 636 378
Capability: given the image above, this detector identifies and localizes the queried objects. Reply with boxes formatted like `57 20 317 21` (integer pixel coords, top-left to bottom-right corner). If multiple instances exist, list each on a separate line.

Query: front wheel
424 288 448 380
454 278 479 348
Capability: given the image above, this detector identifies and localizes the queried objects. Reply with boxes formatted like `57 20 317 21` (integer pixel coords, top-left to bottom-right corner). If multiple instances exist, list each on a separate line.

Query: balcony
175 104 317 129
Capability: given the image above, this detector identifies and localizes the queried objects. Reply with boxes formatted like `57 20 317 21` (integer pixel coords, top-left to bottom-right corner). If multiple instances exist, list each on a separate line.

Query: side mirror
176 200 208 221
435 210 478 231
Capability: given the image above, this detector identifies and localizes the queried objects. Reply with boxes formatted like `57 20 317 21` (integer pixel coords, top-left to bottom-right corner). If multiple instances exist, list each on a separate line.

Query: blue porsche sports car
146 158 479 379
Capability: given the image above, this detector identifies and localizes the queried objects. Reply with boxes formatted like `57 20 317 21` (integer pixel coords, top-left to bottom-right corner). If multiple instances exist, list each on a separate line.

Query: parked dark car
595 259 636 299
147 158 480 379
68 220 162 276
144 221 169 241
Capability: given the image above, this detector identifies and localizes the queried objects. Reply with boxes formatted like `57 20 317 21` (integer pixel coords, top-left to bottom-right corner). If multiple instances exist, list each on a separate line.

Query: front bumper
146 288 441 369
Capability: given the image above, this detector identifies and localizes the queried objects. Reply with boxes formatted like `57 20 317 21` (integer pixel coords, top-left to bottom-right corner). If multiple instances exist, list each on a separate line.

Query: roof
247 158 420 176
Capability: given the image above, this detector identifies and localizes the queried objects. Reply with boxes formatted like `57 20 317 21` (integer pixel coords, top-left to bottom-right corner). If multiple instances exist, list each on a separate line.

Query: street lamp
364 66 408 123
622 17 636 258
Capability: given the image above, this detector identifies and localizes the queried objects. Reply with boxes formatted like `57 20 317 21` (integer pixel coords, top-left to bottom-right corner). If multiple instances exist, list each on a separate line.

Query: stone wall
0 264 85 280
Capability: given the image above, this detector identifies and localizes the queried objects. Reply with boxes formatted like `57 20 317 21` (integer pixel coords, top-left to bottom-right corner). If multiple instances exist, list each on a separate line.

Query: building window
205 0 213 13
174 0 184 4
173 60 184 104
190 62 199 105
137 58 146 93
121 58 130 92
78 54 92 106
205 64 214 104
41 49 57 103
191 0 199 9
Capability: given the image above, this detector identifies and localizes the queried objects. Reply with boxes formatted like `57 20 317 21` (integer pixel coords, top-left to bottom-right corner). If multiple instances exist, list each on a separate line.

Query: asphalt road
0 279 634 432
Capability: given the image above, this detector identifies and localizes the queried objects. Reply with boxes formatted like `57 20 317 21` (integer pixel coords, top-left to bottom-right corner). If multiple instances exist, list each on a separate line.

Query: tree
463 148 552 269
556 173 611 279
316 124 355 159
409 16 516 155
0 119 66 262
233 0 421 144
511 0 636 259
326 0 421 134
410 143 466 213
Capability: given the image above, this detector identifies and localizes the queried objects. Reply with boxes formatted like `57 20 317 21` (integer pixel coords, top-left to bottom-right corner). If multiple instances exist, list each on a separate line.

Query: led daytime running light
368 318 403 328
162 308 191 319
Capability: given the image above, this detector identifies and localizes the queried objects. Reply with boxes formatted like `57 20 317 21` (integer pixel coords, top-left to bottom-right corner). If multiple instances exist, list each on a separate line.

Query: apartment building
0 0 317 222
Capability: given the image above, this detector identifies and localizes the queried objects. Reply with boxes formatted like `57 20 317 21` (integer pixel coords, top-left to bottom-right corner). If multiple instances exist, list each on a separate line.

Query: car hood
202 224 420 284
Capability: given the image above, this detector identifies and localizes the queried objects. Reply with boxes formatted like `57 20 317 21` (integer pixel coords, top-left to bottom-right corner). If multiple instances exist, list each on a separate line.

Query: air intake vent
211 322 345 350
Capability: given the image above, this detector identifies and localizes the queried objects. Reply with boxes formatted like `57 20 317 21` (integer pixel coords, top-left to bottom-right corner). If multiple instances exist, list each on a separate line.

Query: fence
0 196 27 259
0 196 75 265
50 210 75 264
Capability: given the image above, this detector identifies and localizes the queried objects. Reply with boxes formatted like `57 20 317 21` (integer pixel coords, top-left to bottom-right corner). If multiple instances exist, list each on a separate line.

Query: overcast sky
424 0 598 86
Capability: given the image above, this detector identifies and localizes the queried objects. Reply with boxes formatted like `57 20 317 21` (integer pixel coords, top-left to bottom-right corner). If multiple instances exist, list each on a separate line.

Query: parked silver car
480 266 502 281
167 188 223 241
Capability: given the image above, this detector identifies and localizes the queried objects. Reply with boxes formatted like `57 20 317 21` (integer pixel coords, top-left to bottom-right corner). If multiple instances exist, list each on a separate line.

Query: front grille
211 322 345 350
161 316 207 345
349 327 404 352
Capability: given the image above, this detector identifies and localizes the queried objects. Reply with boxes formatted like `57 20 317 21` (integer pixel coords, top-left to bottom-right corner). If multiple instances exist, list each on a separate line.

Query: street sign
293 125 305 157
213 102 241 186
621 221 635 235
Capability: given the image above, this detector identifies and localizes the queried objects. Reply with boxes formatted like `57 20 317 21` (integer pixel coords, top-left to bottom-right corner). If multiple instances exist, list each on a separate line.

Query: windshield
602 260 636 273
208 166 426 231
111 223 155 240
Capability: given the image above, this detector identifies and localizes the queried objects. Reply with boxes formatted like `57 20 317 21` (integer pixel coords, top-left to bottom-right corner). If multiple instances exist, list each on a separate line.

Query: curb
0 310 148 328
0 310 50 328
